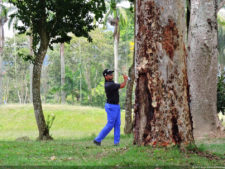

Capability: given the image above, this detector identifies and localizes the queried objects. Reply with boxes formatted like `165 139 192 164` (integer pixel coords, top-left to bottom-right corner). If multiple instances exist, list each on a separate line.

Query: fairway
0 104 126 141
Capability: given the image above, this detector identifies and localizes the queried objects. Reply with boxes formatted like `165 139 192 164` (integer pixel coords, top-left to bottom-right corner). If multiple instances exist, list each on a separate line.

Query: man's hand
120 74 128 89
123 74 128 81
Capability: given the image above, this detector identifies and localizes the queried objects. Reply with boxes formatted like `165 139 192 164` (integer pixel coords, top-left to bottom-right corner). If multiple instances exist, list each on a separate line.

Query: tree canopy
9 0 106 56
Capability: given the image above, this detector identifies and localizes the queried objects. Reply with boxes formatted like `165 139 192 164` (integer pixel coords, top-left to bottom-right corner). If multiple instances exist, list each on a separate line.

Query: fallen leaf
50 156 56 161
68 157 73 160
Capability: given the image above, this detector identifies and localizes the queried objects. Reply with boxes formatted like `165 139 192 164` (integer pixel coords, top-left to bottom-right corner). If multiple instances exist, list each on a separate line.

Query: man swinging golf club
93 69 128 146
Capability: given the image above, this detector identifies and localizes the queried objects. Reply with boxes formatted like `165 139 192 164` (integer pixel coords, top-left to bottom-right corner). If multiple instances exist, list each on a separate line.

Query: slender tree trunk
24 86 28 104
33 60 52 140
134 0 194 146
124 1 136 135
0 47 2 104
114 17 119 83
78 41 82 102
218 0 225 12
12 29 20 103
60 43 66 104
124 62 135 134
4 78 9 104
32 32 52 140
84 64 92 102
188 0 223 138
17 90 21 104
29 36 33 103
0 1 4 104
30 65 33 103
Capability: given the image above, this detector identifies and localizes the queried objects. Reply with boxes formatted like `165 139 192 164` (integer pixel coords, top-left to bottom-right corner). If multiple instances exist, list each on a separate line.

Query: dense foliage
218 12 225 68
2 34 30 103
1 27 134 107
217 11 225 114
1 0 134 108
217 71 225 114
8 0 106 58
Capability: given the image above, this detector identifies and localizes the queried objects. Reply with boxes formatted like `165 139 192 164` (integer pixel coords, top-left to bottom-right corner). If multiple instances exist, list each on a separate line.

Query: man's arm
120 74 128 89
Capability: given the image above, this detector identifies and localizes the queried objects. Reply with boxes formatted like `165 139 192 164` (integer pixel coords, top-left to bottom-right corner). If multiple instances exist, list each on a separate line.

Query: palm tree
104 0 134 133
104 0 129 82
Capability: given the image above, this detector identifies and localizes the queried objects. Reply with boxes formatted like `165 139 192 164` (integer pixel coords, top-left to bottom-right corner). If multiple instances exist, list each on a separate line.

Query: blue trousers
95 103 121 144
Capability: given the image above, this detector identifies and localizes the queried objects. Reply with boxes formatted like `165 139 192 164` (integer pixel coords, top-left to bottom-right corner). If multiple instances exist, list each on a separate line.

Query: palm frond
103 9 112 28
0 4 8 17
118 7 128 27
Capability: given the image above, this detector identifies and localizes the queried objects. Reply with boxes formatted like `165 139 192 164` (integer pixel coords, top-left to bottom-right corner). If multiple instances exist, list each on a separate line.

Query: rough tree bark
134 0 194 146
60 43 66 104
188 0 223 138
32 28 52 140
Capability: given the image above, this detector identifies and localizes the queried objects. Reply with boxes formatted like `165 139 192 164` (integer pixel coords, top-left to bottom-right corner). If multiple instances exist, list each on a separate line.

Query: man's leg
94 104 116 143
114 105 121 145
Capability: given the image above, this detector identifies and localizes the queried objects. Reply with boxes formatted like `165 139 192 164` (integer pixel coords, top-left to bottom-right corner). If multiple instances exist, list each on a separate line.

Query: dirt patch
185 147 225 163
15 136 31 141
96 147 129 159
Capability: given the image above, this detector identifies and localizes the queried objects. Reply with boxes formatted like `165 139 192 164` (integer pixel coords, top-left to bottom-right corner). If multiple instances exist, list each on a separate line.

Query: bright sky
218 8 225 19
117 1 130 8
4 23 13 38
4 1 131 38
4 1 225 38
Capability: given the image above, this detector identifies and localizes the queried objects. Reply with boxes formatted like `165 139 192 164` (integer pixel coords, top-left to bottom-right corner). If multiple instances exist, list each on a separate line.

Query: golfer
93 69 128 146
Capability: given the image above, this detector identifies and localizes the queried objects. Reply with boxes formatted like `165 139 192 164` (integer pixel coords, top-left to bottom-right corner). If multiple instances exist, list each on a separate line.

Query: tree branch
218 0 225 13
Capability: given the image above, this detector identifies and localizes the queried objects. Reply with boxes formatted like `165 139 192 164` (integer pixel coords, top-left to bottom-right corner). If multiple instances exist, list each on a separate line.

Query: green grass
0 104 124 140
196 138 225 158
1 137 225 167
0 104 225 167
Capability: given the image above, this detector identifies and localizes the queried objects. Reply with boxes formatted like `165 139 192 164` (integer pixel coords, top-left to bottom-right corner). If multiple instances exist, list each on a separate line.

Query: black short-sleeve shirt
105 80 120 104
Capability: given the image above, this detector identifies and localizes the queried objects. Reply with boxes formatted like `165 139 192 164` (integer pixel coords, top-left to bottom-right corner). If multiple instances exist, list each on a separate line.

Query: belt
106 102 119 105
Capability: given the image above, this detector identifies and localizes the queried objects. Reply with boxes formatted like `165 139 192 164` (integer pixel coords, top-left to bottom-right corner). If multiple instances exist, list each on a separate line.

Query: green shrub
46 113 56 131
217 70 225 114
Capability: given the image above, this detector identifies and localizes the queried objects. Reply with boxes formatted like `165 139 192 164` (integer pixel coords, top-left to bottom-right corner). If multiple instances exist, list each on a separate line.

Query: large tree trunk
188 0 221 138
60 43 66 104
114 17 119 83
134 0 194 146
32 32 52 140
